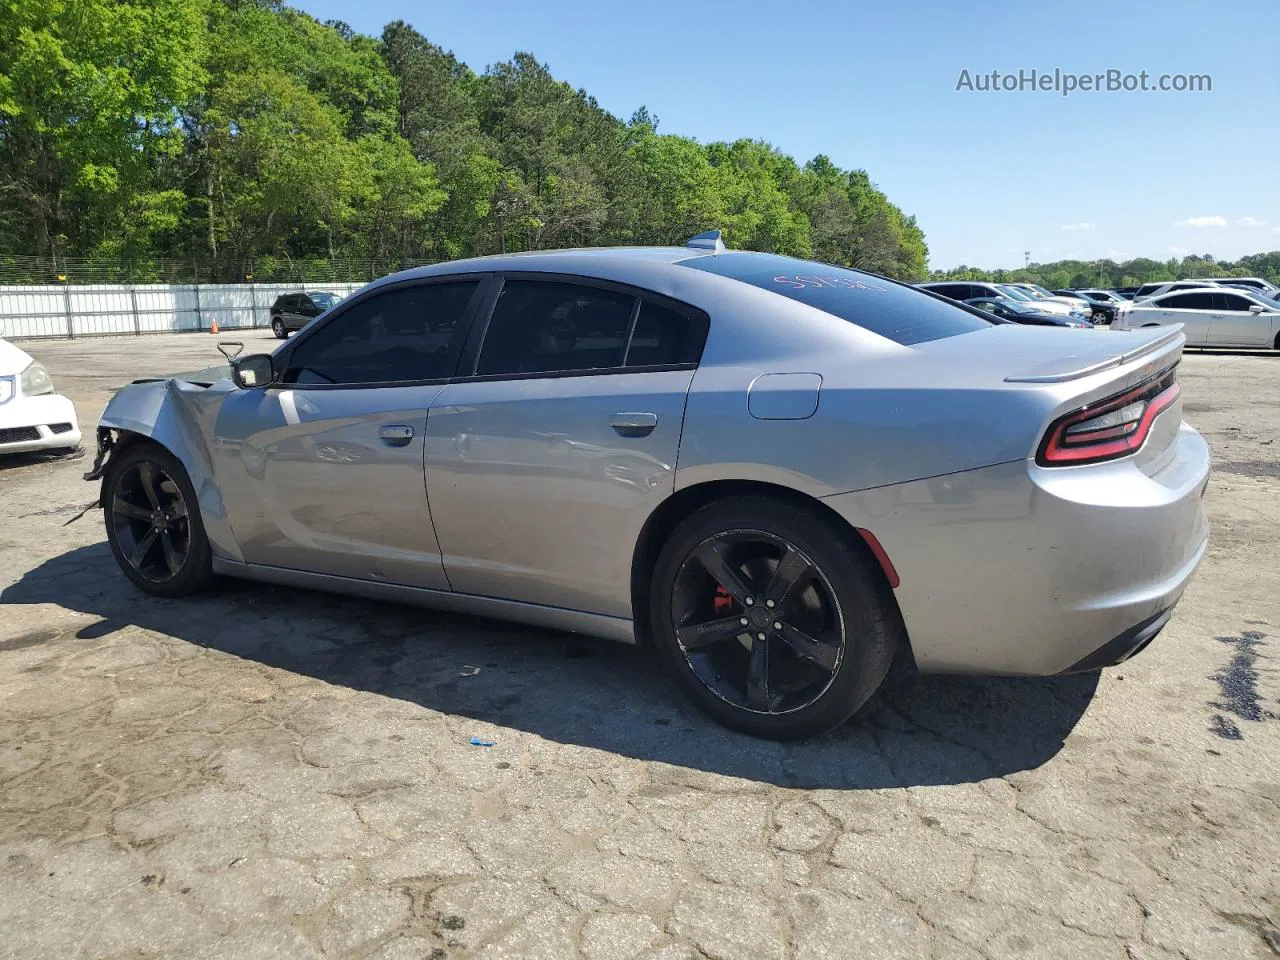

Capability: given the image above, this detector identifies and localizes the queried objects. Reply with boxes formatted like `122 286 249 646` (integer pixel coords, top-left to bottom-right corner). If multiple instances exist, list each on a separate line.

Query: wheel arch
91 380 245 562
630 478 911 664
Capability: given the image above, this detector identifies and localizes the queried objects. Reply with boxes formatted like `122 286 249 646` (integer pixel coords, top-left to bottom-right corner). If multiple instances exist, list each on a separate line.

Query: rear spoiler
1004 327 1183 384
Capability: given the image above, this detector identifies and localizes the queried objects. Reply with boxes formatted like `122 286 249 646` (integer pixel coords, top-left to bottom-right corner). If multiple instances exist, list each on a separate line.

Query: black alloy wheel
671 530 844 715
103 443 215 597
649 496 900 739
110 460 191 583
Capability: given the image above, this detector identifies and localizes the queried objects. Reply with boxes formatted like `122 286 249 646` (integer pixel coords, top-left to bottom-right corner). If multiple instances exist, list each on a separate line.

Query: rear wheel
103 442 214 597
1274 331 1280 351
271 315 287 338
648 496 900 739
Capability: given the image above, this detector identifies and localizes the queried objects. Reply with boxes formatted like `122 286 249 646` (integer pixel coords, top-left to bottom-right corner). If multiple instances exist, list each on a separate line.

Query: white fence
0 282 365 340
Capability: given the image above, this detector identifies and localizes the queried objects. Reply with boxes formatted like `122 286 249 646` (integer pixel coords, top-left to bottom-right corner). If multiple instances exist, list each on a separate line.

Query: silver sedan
86 233 1210 738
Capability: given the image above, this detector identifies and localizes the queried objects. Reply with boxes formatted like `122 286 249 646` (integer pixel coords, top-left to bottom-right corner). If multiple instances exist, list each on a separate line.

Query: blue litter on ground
469 737 496 747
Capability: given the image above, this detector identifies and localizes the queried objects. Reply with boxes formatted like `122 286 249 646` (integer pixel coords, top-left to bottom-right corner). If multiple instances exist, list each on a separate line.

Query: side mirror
1248 304 1265 314
231 354 276 389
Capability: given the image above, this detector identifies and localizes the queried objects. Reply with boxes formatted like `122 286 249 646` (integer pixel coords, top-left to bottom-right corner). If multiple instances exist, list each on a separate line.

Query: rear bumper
1060 606 1173 674
822 421 1210 676
0 393 81 453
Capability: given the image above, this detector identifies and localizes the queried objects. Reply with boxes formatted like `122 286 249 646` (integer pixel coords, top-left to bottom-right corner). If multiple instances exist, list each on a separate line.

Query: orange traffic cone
210 320 219 334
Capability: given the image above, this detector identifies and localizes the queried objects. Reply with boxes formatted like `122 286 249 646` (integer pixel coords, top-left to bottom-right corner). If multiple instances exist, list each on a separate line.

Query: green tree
0 0 209 259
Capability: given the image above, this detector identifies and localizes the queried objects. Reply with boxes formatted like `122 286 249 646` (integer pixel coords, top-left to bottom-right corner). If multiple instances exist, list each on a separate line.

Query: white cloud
1238 216 1268 227
1174 215 1227 228
1061 222 1093 231
1169 246 1189 257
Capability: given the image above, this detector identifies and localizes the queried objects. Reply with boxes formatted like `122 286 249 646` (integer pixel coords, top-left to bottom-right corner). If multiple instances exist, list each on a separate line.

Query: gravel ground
1 331 1278 960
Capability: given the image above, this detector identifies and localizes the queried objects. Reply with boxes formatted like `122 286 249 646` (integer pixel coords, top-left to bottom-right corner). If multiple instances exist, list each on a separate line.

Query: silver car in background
86 233 1210 738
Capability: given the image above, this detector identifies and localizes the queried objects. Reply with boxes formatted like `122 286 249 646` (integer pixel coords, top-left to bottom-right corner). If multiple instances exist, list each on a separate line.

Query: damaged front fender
88 377 245 563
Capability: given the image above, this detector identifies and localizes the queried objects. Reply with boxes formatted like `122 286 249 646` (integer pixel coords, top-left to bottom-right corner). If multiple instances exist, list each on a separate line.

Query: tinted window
1217 293 1256 311
277 294 297 310
1136 285 1164 297
477 280 635 376
1159 292 1212 310
681 255 989 345
283 282 478 385
625 300 708 366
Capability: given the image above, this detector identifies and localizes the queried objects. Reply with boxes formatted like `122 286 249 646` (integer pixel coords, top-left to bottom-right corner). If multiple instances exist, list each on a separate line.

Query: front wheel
648 496 900 739
271 315 288 339
103 442 215 598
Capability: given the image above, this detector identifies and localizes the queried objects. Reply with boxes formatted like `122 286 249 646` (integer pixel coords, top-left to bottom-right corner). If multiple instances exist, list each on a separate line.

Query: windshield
997 285 1035 301
995 298 1040 314
1028 284 1057 298
309 292 338 309
678 253 991 345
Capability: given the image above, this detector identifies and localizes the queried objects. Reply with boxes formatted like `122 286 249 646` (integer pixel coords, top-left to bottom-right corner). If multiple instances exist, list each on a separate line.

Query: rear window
678 253 991 345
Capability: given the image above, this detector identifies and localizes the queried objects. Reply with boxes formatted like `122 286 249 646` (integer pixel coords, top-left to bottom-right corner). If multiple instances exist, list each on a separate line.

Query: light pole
1024 251 1031 269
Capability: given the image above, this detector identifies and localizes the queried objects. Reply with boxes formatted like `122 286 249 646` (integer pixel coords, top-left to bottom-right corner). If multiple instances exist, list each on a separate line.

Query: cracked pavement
1 332 1278 959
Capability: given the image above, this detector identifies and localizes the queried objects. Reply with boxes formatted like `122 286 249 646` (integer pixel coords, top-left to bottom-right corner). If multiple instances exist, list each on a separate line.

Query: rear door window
1159 293 1212 310
624 300 709 367
476 280 636 376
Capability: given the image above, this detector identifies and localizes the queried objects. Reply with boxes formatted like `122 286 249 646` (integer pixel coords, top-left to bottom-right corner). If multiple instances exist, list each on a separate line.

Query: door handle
378 424 414 446
610 412 658 438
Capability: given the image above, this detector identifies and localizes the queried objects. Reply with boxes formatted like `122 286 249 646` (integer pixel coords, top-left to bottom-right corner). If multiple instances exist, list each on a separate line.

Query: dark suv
269 291 340 338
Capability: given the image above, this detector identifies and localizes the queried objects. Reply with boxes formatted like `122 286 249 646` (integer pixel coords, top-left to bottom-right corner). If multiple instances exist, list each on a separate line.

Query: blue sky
295 0 1278 271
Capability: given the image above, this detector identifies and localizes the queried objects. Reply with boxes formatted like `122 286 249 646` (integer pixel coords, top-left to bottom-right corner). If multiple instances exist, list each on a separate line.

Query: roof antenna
686 229 725 253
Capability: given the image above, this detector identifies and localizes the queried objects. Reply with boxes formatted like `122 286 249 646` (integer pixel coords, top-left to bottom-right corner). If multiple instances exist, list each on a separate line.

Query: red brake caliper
713 584 733 615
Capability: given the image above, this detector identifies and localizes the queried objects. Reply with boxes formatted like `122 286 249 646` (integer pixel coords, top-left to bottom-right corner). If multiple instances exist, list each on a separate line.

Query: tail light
1037 367 1180 466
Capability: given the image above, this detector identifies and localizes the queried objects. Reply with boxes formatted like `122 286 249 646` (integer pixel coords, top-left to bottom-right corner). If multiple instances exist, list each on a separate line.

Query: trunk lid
905 324 1187 472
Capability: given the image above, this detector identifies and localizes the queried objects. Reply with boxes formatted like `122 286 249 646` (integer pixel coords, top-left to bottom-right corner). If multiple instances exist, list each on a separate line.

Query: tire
271 315 288 339
103 441 215 598
1274 331 1280 351
648 495 901 739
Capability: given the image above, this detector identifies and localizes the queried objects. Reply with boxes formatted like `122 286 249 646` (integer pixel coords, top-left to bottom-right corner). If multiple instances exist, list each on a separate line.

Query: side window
625 300 708 367
278 294 297 311
1162 292 1212 310
1216 293 1255 312
925 284 957 300
283 282 478 385
476 280 636 376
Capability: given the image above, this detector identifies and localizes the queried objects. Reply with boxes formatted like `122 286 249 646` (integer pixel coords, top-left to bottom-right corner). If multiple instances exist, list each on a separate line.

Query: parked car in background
1003 282 1093 318
270 290 342 338
918 282 1080 318
1133 280 1220 301
1192 277 1280 297
1114 287 1140 299
993 284 1086 319
1111 287 1280 348
964 297 1093 328
85 234 1209 739
0 338 80 455
1053 289 1118 324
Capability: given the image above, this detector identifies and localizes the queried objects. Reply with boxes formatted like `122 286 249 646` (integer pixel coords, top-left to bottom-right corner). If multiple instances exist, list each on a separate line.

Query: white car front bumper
0 392 81 453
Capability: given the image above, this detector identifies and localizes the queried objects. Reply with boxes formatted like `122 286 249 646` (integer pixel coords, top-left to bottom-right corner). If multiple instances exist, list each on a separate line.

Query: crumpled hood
132 363 231 388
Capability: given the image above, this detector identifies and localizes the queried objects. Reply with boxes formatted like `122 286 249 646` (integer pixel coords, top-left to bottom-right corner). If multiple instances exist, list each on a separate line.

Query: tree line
930 251 1280 290
0 0 928 282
